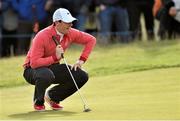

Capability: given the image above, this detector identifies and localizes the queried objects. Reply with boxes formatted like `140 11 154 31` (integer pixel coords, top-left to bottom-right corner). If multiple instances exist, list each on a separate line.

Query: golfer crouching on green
23 8 96 111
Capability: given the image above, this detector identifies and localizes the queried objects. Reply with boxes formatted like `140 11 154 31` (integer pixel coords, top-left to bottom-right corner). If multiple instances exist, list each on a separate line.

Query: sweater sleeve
71 29 96 62
30 33 56 69
153 0 162 17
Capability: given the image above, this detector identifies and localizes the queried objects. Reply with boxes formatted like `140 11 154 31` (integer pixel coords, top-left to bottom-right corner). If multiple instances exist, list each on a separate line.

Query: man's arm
70 29 96 70
30 33 57 69
71 29 96 62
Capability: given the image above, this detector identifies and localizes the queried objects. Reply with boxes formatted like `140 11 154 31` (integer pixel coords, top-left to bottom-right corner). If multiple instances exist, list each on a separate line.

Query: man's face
55 21 73 34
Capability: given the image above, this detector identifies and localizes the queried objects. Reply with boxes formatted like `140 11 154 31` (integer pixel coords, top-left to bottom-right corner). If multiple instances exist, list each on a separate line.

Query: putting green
0 67 180 120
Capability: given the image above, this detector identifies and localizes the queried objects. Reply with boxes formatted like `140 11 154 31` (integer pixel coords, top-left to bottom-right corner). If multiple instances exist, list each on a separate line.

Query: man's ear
54 21 60 26
55 21 58 25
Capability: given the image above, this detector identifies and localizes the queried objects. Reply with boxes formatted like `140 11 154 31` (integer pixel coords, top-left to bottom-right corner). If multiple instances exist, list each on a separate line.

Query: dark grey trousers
23 63 88 105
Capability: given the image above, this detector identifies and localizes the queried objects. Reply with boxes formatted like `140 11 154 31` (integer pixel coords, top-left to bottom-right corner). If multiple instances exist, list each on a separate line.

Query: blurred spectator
74 0 93 31
0 0 2 57
46 0 93 32
95 0 130 44
11 0 49 55
127 0 155 40
2 0 18 57
153 0 180 39
84 1 98 35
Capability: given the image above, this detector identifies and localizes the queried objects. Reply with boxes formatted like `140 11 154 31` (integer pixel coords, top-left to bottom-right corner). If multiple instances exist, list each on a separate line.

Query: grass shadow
8 110 77 120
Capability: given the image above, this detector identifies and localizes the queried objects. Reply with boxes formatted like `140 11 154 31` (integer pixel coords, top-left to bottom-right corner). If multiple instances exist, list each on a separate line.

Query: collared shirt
56 29 64 42
23 24 96 69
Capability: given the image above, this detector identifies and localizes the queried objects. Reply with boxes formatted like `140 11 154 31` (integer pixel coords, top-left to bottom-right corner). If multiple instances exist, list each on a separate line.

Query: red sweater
23 25 96 69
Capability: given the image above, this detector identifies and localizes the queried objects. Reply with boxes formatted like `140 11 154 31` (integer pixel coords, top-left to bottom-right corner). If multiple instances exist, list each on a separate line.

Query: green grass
0 40 180 119
1 40 180 88
0 68 180 120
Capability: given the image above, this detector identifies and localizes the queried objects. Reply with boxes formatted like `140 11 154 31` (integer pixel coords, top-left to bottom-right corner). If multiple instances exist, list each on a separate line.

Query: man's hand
56 45 64 59
169 7 177 17
71 60 84 71
100 4 106 11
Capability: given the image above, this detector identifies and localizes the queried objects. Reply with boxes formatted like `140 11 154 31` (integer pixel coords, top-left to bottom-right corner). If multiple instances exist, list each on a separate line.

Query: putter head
83 108 91 112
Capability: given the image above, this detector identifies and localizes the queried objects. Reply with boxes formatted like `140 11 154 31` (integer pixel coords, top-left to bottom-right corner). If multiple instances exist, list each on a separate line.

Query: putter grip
52 36 64 58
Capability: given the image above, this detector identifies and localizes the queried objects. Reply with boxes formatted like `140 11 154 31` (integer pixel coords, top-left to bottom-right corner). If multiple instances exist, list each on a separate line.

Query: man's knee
82 71 89 82
78 70 89 84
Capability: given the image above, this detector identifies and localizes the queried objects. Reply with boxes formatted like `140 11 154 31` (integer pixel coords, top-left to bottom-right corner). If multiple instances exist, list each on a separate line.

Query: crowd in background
0 0 180 58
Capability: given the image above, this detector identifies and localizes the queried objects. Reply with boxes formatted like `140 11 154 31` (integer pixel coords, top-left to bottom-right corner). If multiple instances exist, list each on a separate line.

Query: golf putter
52 36 91 112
